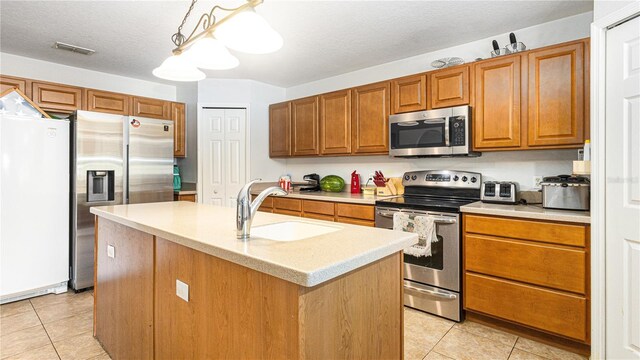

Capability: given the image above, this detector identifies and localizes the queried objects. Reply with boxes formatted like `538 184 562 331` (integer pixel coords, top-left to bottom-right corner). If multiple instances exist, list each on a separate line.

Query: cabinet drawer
273 198 302 212
303 200 335 216
464 215 587 247
465 234 586 294
465 273 587 341
303 213 335 222
336 203 374 221
258 197 273 213
273 209 301 217
336 217 374 227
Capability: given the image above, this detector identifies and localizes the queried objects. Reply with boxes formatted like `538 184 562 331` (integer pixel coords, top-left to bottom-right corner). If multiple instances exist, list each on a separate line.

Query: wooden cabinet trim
171 102 186 157
429 65 470 109
391 74 427 114
320 90 352 155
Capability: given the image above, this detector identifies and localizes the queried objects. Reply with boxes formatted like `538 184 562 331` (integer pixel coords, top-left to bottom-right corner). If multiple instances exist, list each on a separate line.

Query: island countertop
460 201 591 224
90 201 417 287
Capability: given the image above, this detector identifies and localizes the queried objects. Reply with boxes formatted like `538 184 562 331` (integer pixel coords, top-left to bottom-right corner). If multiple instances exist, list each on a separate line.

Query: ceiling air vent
53 42 95 55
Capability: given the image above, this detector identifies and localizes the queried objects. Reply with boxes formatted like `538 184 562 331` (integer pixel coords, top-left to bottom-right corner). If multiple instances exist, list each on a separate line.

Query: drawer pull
404 284 457 300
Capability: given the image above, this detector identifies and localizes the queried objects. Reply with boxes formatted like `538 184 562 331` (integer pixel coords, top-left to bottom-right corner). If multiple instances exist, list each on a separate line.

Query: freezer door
71 111 125 290
1 116 70 300
126 117 174 204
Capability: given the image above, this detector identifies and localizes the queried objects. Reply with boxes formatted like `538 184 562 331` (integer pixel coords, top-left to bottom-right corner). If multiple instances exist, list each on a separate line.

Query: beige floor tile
454 320 518 347
44 311 93 342
30 291 91 311
433 327 513 360
0 325 51 359
53 331 105 360
0 301 33 319
34 295 93 324
404 308 455 353
0 310 41 337
405 337 429 360
425 351 454 359
3 343 59 360
508 348 548 360
87 353 110 360
514 338 587 360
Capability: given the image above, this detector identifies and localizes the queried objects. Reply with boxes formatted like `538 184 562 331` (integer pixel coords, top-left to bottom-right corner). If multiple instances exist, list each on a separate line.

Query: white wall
175 82 198 182
286 11 593 99
0 52 176 100
594 0 636 20
278 11 592 190
197 79 287 181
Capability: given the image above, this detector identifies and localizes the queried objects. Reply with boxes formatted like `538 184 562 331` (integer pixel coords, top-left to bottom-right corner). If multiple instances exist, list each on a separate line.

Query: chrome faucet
236 179 287 240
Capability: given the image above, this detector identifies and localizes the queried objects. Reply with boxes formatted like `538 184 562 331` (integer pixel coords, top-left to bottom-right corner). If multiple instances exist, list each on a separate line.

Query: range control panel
402 170 482 189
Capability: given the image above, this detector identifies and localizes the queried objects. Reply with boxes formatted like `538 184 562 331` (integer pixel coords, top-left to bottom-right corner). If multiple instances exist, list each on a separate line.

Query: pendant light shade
214 9 283 54
152 54 206 82
183 36 240 70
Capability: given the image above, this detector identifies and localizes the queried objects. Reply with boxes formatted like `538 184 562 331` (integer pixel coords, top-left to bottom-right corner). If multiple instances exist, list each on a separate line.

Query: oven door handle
404 284 458 300
376 210 397 218
432 217 456 224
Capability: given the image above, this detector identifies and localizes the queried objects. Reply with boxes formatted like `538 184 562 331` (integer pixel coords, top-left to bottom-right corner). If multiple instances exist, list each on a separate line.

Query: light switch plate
176 279 189 302
107 245 115 258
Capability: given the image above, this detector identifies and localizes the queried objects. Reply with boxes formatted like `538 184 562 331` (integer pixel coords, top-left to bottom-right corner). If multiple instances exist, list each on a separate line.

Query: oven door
375 207 460 292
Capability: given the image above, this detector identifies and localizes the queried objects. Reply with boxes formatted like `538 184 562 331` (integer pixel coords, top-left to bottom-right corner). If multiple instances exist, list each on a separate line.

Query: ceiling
0 0 593 88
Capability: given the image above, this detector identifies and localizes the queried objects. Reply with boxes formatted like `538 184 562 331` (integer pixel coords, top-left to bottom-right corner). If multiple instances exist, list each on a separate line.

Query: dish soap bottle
173 165 182 191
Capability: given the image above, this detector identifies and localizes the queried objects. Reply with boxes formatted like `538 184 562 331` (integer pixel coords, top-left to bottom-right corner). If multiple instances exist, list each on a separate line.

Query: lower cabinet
258 197 375 227
173 193 196 202
463 214 590 344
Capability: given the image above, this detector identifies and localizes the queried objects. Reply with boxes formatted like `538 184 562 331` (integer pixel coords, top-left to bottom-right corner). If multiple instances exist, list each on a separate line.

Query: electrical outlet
107 245 115 258
176 279 189 302
533 176 544 188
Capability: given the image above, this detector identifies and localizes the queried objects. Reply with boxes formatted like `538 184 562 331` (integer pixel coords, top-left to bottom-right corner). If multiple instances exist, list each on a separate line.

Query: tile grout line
422 322 457 360
29 298 62 360
506 335 517 359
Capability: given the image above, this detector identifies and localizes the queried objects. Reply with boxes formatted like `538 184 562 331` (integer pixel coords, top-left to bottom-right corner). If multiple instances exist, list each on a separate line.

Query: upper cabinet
1 75 30 97
291 96 320 156
85 89 129 115
391 74 427 114
320 89 352 155
527 41 585 147
130 96 170 120
473 56 522 150
429 65 470 109
269 101 292 157
32 82 83 113
352 81 390 155
171 102 186 158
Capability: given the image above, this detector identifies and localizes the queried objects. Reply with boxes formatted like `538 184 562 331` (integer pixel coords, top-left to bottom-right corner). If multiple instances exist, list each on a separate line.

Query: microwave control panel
450 117 466 146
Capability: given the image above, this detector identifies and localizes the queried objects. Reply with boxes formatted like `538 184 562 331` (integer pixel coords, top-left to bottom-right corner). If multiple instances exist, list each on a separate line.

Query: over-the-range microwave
389 105 479 157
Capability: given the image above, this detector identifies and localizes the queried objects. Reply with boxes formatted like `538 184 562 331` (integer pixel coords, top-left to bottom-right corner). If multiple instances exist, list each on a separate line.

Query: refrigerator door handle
124 144 130 204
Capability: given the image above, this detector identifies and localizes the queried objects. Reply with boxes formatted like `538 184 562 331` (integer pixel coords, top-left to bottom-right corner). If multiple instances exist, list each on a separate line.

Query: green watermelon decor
320 175 345 192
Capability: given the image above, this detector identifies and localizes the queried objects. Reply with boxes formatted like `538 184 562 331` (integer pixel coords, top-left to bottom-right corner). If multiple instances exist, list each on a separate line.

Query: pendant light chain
172 0 198 47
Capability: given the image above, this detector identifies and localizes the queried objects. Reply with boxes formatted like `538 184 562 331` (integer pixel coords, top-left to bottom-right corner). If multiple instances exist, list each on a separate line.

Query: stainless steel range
375 170 481 321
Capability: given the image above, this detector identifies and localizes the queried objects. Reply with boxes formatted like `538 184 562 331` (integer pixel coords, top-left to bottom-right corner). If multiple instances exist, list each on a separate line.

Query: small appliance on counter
350 171 361 194
541 175 590 211
481 181 518 204
299 173 321 192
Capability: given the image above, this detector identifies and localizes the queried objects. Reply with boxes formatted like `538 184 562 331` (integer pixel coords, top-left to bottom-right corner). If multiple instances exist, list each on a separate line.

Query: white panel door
200 108 247 208
605 15 640 360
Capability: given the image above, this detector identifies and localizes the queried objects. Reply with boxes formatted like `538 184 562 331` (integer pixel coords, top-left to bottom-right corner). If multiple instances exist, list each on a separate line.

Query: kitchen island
90 201 416 360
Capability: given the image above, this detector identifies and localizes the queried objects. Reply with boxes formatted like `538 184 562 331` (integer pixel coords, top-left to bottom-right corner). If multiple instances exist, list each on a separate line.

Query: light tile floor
1 291 587 360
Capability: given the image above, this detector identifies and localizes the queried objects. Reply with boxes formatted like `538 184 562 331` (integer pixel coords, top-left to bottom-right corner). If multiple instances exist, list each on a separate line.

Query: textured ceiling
0 0 593 87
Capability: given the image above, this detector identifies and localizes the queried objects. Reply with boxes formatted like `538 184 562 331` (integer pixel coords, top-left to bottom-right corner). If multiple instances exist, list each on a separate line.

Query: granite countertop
250 182 394 205
90 202 416 287
460 201 591 224
174 182 196 195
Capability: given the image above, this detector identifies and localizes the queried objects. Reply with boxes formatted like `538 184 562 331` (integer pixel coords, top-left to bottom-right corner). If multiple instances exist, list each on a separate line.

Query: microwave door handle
444 117 450 146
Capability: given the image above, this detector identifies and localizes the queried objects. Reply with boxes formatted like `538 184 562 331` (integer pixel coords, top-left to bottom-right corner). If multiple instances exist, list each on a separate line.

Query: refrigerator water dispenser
87 170 114 202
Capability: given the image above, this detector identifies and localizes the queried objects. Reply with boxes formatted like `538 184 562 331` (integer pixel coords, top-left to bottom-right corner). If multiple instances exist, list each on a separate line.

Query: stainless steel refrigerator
70 110 174 290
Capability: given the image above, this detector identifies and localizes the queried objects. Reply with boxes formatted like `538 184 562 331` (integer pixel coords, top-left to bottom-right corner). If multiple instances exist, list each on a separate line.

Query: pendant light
214 8 283 54
182 36 240 70
152 54 206 82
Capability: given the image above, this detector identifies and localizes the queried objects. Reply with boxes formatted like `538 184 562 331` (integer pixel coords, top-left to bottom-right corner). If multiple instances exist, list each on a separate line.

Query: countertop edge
460 202 591 224
90 207 416 287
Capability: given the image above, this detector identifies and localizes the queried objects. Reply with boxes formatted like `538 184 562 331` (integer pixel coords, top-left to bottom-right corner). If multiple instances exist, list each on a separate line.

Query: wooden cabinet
429 65 470 109
171 102 186 157
273 197 302 216
463 214 590 344
257 197 274 213
391 74 427 114
473 56 522 150
130 96 170 119
85 89 129 115
269 102 292 157
173 193 196 202
256 196 374 226
336 203 375 227
352 81 390 154
527 41 585 147
291 96 319 156
0 75 30 97
320 90 352 155
95 218 154 360
32 81 83 113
